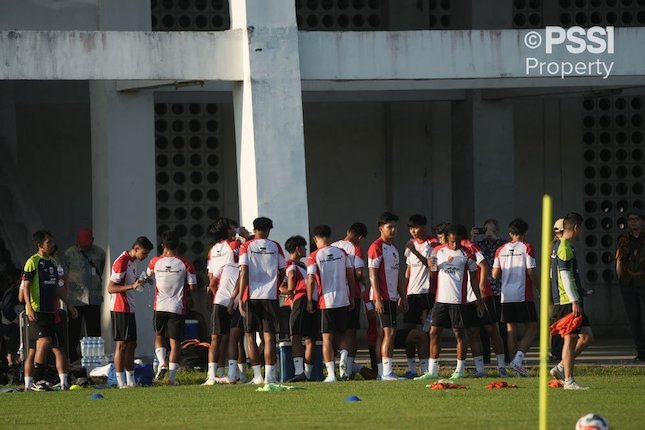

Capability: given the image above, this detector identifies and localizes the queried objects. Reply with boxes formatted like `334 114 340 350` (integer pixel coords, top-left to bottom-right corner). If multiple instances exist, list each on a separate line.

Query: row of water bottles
80 337 108 368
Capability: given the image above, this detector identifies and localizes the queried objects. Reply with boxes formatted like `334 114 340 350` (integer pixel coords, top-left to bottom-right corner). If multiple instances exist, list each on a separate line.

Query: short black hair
32 230 53 248
133 236 154 251
445 224 465 242
563 212 583 231
348 222 368 238
228 219 240 228
253 217 273 232
377 212 399 227
483 219 500 229
408 214 427 228
209 217 231 242
162 230 179 251
285 235 307 253
508 218 529 236
434 222 449 235
312 225 332 238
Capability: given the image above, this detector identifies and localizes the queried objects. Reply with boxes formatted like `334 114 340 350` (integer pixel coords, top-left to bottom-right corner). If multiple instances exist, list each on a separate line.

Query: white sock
339 349 349 374
264 365 275 383
293 357 304 375
347 357 355 375
377 363 383 377
407 358 416 373
207 362 217 380
324 361 336 380
155 347 167 367
252 365 262 380
382 358 393 376
429 358 439 375
227 360 238 379
496 354 506 369
24 376 33 390
126 370 135 387
168 363 178 383
419 359 429 374
474 356 485 374
304 363 314 379
238 363 247 379
513 351 525 366
455 359 465 373
59 373 68 387
215 367 225 377
116 372 126 388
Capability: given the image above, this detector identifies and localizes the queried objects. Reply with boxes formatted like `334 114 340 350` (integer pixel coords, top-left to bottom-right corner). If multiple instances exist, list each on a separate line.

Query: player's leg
322 332 336 382
154 311 169 380
262 331 277 382
451 327 467 379
506 322 518 363
484 323 507 376
167 337 181 385
467 326 486 377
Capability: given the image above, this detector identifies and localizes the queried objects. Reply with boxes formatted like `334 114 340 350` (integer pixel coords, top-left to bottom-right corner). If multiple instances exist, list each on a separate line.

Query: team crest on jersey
49 267 54 275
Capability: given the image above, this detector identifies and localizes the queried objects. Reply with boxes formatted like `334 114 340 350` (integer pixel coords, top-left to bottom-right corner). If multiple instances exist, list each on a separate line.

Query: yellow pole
539 195 552 430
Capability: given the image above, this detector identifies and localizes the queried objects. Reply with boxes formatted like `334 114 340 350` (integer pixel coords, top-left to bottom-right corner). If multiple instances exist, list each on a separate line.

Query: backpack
179 339 210 371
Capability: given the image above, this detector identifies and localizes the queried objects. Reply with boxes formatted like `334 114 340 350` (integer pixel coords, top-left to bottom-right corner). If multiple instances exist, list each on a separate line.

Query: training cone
90 393 105 400
345 395 361 402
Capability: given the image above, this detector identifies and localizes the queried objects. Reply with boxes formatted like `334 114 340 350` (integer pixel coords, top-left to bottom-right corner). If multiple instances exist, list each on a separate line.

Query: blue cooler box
184 319 199 339
278 341 324 382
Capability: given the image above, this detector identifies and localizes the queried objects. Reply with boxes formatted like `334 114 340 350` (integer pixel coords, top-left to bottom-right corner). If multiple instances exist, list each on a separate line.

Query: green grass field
4 366 643 429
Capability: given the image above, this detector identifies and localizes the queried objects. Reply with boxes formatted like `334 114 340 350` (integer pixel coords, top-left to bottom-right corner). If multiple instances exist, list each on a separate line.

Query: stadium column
471 90 515 225
90 0 156 357
230 0 310 245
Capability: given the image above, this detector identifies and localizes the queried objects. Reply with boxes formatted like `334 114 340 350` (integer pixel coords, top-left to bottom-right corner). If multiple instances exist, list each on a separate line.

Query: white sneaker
381 372 400 381
323 376 337 383
248 377 264 385
550 365 565 381
201 378 217 386
564 380 589 390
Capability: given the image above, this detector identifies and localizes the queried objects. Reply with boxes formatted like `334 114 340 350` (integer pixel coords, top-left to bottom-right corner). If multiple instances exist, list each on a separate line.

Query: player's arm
346 267 356 310
228 276 240 314
107 278 141 294
397 270 408 312
22 279 35 321
492 267 502 280
368 267 384 314
468 268 486 316
238 265 249 316
477 259 490 296
306 274 316 314
405 241 428 267
284 269 296 297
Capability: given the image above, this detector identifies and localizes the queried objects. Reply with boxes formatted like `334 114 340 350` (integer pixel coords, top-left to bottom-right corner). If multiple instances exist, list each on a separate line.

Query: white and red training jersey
212 264 240 307
147 255 197 314
285 259 316 306
306 245 352 309
404 239 433 295
493 241 537 303
463 241 493 303
331 239 364 299
433 245 478 304
368 238 400 301
109 251 138 313
207 239 240 275
239 238 286 300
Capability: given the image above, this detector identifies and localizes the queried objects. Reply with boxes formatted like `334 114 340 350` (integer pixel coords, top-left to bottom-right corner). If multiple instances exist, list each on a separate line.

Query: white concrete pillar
90 82 156 358
472 91 515 227
92 0 155 357
230 0 310 245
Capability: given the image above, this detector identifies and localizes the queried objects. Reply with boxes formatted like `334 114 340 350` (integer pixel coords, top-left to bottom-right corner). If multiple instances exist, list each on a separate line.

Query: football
575 413 610 430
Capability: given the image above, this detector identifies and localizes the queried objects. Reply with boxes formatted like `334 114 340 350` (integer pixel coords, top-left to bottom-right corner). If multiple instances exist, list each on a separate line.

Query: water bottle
80 337 88 358
91 337 98 358
138 272 151 291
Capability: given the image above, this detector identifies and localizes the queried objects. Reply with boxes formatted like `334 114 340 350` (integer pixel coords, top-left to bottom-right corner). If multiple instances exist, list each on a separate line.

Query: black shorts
404 294 434 325
347 301 362 330
244 299 279 333
321 306 348 334
290 298 319 340
27 312 61 349
155 311 185 340
111 311 137 341
394 327 413 349
211 304 232 335
553 303 591 333
376 300 398 329
464 297 497 326
230 308 244 329
431 303 469 329
501 301 538 323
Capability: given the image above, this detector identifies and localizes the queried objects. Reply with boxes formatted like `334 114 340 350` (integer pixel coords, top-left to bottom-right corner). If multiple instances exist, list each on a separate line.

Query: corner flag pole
539 194 552 430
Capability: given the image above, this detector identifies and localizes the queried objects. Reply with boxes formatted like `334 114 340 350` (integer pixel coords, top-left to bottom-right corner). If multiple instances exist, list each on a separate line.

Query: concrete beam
0 30 243 80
